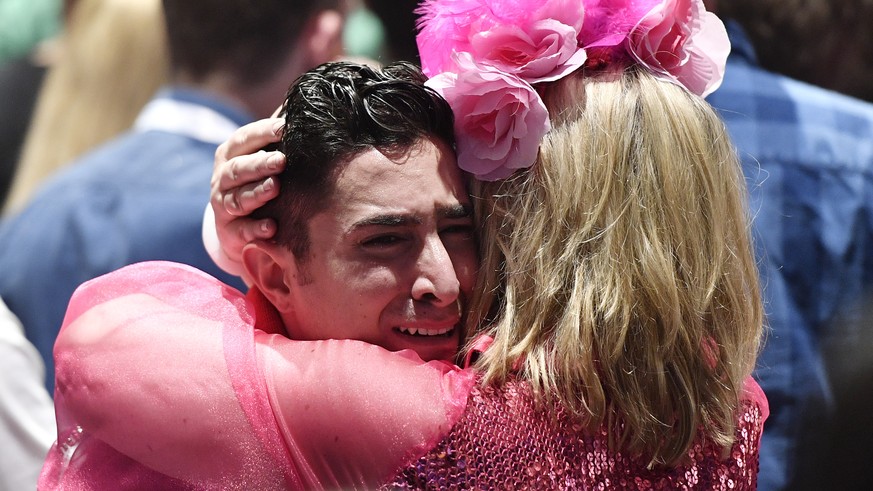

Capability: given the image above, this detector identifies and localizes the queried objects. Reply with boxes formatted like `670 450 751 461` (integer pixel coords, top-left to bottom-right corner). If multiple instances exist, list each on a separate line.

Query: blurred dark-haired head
161 0 344 89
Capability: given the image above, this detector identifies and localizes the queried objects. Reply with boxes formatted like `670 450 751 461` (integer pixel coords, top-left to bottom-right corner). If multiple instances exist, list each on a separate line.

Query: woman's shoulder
741 375 770 422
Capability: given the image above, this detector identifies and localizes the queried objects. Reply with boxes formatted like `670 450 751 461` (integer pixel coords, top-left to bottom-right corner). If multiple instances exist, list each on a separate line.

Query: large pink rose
426 54 550 181
627 0 730 96
417 0 586 83
469 19 588 83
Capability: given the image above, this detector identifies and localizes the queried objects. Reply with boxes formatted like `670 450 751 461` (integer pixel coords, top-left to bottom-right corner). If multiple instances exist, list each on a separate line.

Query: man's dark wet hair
256 61 457 259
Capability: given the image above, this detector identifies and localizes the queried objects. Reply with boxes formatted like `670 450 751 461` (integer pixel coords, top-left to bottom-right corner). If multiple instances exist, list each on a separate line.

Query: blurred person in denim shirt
705 1 873 489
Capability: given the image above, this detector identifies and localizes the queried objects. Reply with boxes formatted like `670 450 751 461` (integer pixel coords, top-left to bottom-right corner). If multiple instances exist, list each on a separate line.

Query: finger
222 217 277 249
215 177 280 217
214 118 284 167
213 150 285 192
242 218 277 243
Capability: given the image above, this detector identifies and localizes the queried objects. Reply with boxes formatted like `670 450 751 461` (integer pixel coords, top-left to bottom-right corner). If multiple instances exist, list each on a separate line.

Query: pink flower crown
416 0 730 181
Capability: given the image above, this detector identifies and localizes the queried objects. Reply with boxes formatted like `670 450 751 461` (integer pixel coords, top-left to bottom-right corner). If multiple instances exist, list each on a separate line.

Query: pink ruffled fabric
45 261 475 490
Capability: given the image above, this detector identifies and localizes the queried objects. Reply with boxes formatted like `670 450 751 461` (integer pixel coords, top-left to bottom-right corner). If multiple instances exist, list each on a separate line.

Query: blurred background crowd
0 0 871 489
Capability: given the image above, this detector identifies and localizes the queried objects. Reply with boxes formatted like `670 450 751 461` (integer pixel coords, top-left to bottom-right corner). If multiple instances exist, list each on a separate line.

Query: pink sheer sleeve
50 261 288 488
48 261 474 490
257 334 474 489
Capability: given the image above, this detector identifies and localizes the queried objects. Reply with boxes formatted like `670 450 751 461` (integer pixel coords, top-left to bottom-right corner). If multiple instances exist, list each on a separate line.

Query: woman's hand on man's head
203 117 285 280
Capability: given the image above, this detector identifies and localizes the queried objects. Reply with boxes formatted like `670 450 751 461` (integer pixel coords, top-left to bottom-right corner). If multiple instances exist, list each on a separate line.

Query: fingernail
260 221 271 233
262 178 275 192
268 152 284 170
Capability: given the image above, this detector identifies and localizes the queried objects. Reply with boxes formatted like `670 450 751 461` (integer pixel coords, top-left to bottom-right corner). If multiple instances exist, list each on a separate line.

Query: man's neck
170 72 259 115
246 287 290 337
170 52 306 119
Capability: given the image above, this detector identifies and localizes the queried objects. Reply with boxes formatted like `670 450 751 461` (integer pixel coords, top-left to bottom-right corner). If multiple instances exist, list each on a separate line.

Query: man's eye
440 224 474 237
362 235 405 248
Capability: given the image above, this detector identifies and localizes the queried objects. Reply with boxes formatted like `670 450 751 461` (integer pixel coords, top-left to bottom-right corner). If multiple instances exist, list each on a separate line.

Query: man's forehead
310 142 466 232
333 142 466 201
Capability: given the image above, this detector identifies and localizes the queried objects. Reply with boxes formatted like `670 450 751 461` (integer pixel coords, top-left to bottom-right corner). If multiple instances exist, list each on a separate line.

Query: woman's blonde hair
3 0 168 214
466 66 763 466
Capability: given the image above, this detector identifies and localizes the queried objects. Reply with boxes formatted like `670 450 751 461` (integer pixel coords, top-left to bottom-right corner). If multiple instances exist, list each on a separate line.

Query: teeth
398 326 454 337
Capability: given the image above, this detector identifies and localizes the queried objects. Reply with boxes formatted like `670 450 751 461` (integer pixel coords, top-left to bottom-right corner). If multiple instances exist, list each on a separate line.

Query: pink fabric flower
579 0 661 48
417 0 587 83
627 0 730 97
414 0 729 182
425 53 550 181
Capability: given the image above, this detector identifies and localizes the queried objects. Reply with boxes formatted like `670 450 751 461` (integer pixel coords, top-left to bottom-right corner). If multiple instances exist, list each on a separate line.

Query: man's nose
411 236 460 307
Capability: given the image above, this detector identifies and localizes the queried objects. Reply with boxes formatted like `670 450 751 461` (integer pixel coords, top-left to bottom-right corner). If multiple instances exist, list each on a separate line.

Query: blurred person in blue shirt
705 1 873 489
3 0 169 215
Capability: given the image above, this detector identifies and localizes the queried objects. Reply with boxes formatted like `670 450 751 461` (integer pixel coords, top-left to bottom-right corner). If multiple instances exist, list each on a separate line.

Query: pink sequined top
384 377 767 490
44 261 768 490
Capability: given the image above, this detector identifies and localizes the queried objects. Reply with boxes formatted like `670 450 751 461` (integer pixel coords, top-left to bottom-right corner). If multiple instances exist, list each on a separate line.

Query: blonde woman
3 0 168 214
48 0 767 488
456 64 762 469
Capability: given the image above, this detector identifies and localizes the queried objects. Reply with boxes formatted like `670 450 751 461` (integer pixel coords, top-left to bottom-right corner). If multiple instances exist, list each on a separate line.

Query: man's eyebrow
438 203 472 219
351 214 421 230
349 204 472 231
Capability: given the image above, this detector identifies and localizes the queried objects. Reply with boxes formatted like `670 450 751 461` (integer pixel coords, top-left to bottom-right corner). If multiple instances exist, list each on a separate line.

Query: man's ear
242 241 298 313
303 9 345 67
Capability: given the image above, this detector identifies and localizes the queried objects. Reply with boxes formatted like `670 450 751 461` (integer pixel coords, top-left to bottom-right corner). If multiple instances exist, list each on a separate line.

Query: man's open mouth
396 326 455 337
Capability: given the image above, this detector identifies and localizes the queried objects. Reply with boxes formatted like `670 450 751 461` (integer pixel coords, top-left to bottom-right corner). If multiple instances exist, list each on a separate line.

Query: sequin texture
383 377 764 490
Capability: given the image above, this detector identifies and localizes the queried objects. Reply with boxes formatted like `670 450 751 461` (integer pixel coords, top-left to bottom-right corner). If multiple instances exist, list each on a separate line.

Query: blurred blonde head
467 66 763 466
3 0 168 214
